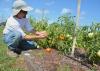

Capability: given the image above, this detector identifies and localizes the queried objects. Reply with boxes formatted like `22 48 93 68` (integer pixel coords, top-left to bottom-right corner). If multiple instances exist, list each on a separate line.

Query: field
0 14 100 71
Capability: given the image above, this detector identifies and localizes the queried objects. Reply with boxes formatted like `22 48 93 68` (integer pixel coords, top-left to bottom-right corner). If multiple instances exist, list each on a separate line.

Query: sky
0 0 100 26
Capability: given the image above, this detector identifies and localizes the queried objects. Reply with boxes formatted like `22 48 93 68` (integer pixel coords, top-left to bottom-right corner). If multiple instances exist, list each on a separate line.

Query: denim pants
3 30 37 54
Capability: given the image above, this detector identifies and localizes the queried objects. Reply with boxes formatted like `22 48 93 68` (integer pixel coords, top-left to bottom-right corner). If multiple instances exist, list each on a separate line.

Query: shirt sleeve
24 18 33 32
17 27 26 37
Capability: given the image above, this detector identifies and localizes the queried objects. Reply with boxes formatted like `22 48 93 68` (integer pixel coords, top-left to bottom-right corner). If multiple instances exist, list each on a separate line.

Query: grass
0 26 24 71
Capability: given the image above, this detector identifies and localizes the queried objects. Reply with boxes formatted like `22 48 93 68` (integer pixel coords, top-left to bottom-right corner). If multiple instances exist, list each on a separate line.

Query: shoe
36 45 42 50
37 45 40 49
7 50 19 57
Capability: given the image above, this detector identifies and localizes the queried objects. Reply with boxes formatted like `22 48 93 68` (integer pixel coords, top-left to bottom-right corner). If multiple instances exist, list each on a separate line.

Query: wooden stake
71 0 81 57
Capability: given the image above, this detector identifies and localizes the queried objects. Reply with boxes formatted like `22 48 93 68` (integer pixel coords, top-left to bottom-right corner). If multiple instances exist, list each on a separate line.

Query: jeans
3 30 37 54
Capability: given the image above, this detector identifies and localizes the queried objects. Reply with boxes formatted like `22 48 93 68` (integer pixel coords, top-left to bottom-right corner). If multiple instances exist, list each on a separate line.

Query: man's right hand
24 31 48 40
35 34 47 39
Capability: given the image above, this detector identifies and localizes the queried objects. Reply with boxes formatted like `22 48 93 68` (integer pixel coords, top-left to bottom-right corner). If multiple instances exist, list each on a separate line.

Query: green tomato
88 32 94 38
97 50 100 57
66 34 71 38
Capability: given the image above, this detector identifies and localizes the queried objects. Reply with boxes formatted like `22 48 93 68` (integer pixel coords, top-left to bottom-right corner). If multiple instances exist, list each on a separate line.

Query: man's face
17 10 28 19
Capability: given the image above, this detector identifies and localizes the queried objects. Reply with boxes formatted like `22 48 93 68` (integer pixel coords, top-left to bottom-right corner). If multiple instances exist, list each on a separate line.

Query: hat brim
12 9 21 16
12 6 33 16
22 6 33 11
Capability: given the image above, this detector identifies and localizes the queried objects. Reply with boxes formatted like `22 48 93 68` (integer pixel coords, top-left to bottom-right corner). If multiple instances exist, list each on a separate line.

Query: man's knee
22 41 38 49
28 41 37 47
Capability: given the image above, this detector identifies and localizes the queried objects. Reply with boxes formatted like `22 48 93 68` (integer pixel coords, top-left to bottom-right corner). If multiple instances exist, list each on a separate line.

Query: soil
14 48 100 71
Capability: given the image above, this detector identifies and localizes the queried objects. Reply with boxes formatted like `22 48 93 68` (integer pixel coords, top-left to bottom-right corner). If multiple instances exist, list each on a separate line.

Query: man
3 0 47 56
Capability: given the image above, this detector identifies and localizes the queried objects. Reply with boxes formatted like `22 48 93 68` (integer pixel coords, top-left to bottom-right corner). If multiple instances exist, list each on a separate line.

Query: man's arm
23 29 48 41
23 34 46 41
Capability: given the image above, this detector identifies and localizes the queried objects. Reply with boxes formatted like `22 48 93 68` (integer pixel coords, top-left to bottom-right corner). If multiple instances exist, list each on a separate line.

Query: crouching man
3 0 47 57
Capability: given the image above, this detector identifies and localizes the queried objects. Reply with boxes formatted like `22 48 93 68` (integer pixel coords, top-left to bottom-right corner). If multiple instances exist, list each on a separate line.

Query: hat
12 0 33 16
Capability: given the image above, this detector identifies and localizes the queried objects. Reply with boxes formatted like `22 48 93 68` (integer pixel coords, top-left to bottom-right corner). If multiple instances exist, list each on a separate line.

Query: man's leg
3 31 22 54
19 40 38 51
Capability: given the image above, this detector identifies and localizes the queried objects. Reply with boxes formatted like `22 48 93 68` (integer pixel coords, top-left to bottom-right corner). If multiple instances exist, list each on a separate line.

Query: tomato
46 48 52 52
97 50 100 57
88 32 94 38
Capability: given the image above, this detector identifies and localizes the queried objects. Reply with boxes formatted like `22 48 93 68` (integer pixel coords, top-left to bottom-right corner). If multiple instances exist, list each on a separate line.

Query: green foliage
30 15 100 64
30 15 74 54
77 24 100 63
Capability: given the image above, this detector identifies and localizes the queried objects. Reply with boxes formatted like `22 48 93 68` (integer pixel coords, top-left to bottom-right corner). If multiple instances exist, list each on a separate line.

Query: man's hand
24 31 48 40
35 34 47 39
35 31 48 38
